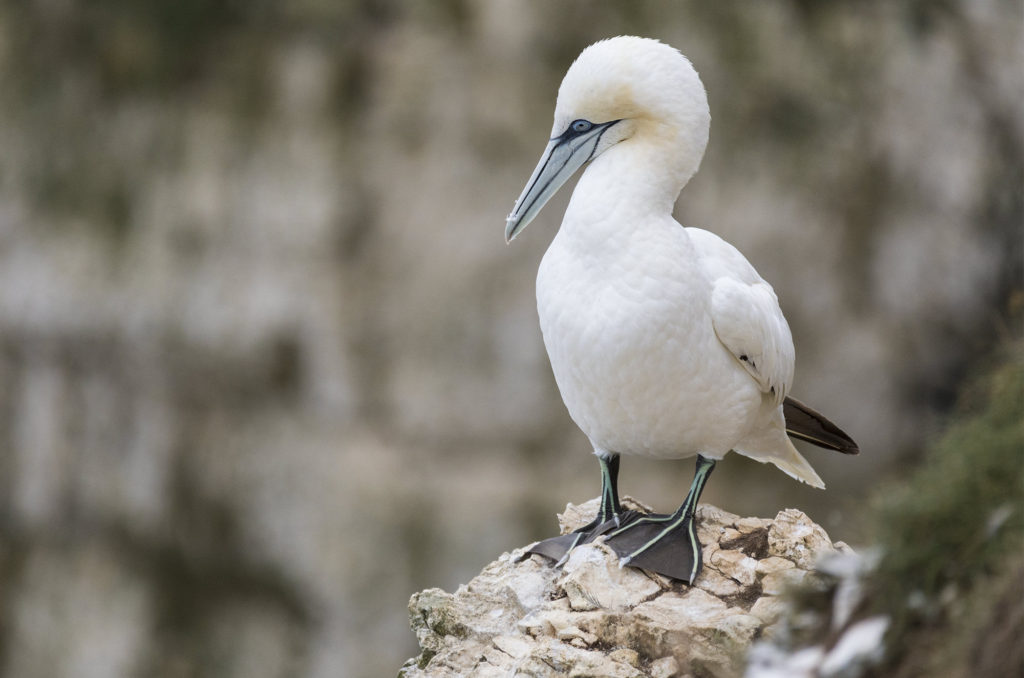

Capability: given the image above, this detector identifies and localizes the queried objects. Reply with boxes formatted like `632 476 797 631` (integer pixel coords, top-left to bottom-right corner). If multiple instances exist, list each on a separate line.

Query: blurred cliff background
0 1 1019 677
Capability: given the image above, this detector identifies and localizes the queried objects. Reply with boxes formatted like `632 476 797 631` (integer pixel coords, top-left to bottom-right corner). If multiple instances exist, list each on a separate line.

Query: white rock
736 516 773 533
403 503 845 678
649 655 681 678
557 497 654 534
710 549 760 587
632 588 729 630
695 566 744 597
749 596 787 625
755 556 795 579
556 625 597 647
492 633 533 659
608 647 640 666
761 567 812 596
560 543 661 611
768 509 835 569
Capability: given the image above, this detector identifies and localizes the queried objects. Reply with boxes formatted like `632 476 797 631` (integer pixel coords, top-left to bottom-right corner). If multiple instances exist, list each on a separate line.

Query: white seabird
505 36 858 583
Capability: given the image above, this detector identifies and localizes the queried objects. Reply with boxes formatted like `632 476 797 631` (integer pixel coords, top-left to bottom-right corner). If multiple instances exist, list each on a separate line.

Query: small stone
557 498 602 534
492 634 533 659
608 648 640 666
633 588 729 631
516 596 572 638
503 557 561 610
461 640 509 674
768 509 835 569
749 596 787 625
527 640 645 678
710 549 760 587
698 504 743 528
630 588 761 673
698 538 722 568
736 516 772 533
516 611 549 637
761 568 811 596
695 566 744 597
557 625 597 647
558 496 655 534
536 606 575 634
719 527 743 543
833 540 856 556
755 556 796 579
469 663 505 678
649 655 680 678
560 543 661 611
696 506 739 547
641 569 677 590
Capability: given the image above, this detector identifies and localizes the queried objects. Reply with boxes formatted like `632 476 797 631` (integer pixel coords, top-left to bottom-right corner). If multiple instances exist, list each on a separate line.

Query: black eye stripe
549 118 622 144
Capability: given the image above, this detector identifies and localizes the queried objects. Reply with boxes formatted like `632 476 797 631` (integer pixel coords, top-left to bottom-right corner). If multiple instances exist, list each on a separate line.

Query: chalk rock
401 500 845 678
767 509 836 569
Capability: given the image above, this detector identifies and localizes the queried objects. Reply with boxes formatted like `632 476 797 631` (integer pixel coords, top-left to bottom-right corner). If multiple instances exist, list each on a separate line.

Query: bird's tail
783 396 859 455
765 438 826 489
734 423 826 489
736 397 859 489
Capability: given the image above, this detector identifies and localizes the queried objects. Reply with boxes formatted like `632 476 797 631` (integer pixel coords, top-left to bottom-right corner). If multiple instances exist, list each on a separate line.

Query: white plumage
505 36 858 582
509 36 821 487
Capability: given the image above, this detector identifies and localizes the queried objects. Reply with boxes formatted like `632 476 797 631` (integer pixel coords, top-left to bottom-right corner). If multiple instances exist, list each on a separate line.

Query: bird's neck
565 125 702 239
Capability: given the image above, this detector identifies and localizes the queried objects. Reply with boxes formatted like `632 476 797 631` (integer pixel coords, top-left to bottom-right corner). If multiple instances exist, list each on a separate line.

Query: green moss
871 345 1024 639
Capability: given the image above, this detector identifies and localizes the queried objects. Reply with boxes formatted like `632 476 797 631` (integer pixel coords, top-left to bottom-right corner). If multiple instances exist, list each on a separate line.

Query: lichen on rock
401 499 846 677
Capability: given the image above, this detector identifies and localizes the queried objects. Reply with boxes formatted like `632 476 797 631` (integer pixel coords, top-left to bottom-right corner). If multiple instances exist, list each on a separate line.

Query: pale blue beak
505 120 620 243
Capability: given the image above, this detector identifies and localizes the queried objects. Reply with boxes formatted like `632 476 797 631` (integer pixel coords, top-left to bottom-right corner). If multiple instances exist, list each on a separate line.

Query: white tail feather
734 432 825 489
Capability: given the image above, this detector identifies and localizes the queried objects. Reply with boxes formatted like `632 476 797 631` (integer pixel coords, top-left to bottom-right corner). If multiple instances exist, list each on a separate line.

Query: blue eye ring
570 119 593 133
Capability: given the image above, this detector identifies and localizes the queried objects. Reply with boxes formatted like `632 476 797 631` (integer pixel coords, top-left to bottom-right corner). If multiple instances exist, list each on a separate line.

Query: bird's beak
505 120 620 243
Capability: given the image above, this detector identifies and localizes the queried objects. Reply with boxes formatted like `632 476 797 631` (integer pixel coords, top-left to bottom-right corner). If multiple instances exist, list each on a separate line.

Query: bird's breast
537 222 757 459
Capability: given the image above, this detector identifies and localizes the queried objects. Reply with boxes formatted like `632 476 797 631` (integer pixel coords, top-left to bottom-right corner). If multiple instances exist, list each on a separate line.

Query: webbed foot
603 454 717 583
523 509 641 564
603 511 702 583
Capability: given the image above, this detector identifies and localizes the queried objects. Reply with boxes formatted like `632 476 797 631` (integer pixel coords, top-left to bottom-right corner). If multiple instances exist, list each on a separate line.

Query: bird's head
505 36 710 243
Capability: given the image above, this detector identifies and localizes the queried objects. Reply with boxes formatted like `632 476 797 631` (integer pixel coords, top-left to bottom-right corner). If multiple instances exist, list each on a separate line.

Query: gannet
505 36 858 584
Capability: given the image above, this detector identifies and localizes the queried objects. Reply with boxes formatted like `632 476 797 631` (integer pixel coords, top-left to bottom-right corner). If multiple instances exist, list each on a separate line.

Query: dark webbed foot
603 511 702 583
522 454 628 564
604 455 717 584
522 455 718 584
523 532 582 563
524 509 641 563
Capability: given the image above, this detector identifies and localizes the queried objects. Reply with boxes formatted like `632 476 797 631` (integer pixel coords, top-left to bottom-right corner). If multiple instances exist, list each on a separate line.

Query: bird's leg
595 453 624 525
603 455 717 583
524 453 633 564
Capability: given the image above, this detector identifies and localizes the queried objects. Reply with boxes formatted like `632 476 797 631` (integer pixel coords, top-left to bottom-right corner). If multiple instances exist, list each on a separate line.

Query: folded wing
709 277 794 406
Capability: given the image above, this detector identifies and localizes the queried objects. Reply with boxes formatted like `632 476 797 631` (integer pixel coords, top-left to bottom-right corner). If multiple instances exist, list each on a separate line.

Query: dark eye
570 119 593 133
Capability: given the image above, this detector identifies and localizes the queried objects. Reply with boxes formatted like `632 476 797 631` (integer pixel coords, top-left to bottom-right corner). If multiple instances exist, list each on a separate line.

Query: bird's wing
710 278 794 404
688 228 795 405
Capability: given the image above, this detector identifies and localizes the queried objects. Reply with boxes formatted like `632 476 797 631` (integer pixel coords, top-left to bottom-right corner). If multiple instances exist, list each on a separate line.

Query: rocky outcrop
401 498 852 677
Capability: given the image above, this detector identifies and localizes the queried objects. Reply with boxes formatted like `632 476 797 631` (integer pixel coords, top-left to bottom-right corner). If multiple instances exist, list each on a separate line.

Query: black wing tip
842 441 861 455
787 430 860 455
783 396 860 455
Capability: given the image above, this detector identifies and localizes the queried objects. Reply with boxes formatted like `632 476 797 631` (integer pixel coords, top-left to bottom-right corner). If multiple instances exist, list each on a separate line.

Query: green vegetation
869 345 1024 675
